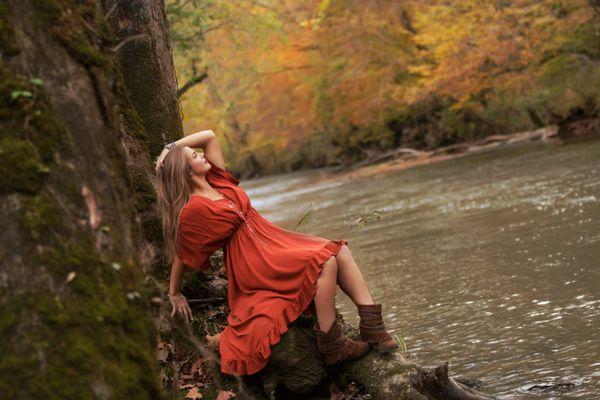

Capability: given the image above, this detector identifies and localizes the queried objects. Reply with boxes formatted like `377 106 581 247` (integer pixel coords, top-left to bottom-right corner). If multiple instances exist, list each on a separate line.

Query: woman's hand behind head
155 148 170 173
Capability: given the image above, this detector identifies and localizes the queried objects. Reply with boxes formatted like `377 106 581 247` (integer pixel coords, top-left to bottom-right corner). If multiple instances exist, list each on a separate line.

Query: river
240 138 600 399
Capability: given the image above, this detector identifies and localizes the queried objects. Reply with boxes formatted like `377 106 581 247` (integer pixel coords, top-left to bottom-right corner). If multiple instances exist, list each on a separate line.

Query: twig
187 297 225 304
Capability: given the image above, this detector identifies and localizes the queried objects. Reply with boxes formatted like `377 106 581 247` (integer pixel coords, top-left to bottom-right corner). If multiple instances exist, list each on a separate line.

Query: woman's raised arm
155 129 226 172
174 129 215 149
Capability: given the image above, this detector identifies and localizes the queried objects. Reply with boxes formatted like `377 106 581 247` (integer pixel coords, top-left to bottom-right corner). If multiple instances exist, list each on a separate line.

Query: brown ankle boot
313 319 370 365
357 304 399 353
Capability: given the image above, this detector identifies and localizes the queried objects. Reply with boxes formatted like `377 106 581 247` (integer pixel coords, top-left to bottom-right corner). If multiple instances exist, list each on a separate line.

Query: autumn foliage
167 0 600 176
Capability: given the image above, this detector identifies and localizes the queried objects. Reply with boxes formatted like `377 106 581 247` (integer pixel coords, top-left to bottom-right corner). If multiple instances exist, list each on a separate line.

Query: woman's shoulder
180 196 210 220
205 158 240 186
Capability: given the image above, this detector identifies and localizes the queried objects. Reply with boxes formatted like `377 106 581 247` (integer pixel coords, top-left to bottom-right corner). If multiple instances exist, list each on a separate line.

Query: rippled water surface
240 139 600 398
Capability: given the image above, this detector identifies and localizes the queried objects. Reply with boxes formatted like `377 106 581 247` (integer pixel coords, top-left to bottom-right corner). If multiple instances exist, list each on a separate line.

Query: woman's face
184 146 210 177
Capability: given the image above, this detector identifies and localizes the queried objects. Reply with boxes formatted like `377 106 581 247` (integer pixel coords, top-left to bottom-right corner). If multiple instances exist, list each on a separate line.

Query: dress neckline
190 189 229 203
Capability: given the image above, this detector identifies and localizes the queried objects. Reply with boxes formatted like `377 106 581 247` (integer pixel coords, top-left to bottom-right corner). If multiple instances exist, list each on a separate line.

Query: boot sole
349 344 371 360
324 344 371 365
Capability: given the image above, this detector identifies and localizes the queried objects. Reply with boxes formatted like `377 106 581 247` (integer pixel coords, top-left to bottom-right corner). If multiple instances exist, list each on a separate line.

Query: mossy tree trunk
100 0 184 279
0 0 181 397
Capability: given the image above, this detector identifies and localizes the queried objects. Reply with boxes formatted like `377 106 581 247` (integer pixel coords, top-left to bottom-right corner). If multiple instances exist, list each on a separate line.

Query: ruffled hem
220 239 348 376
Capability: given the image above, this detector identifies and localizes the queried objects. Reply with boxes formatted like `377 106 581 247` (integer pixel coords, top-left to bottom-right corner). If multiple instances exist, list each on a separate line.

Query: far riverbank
321 125 593 184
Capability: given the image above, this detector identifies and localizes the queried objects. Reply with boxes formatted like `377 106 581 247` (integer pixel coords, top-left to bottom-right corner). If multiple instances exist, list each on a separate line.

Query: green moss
0 63 71 181
33 0 109 68
1 281 165 399
141 214 163 243
19 194 61 239
0 5 168 397
41 234 99 278
0 1 19 56
112 62 149 143
0 138 48 194
131 168 156 213
111 61 161 244
28 107 72 163
0 224 166 398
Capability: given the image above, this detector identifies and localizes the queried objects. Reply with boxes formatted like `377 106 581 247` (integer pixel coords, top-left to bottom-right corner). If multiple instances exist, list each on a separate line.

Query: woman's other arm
168 254 192 322
169 254 186 296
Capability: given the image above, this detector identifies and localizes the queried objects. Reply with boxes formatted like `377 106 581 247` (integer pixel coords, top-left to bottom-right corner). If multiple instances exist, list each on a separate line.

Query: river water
241 138 600 399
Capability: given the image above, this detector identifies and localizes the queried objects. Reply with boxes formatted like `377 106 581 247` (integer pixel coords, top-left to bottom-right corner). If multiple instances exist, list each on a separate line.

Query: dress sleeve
205 158 240 186
177 202 225 270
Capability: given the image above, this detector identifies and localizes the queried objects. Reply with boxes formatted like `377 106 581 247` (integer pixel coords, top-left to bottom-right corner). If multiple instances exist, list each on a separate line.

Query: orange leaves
408 0 597 113
182 383 204 399
216 390 236 400
169 0 599 172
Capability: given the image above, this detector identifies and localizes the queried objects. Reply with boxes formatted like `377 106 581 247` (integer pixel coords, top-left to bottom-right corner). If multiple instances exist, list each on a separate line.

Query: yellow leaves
407 64 432 78
316 0 332 15
171 0 598 171
532 15 558 27
299 18 322 29
406 0 595 105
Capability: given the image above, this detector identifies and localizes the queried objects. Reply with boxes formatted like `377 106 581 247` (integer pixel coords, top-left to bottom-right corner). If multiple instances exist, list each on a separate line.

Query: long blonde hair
155 145 193 266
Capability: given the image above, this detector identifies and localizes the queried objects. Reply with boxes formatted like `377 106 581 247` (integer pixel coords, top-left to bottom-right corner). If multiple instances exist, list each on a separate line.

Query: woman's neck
190 174 215 195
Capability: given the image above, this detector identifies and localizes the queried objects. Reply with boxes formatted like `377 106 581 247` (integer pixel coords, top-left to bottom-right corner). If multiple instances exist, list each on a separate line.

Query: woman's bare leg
313 255 338 332
335 245 374 305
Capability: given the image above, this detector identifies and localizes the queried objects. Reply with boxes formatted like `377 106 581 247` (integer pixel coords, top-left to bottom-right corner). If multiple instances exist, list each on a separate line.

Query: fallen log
206 310 497 399
409 362 496 400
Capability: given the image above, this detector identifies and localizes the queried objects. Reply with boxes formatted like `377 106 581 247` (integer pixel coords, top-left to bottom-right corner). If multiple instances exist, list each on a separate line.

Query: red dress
177 158 347 376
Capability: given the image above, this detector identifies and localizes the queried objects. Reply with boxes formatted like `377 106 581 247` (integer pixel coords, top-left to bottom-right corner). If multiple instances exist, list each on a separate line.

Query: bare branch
177 69 209 98
111 33 149 52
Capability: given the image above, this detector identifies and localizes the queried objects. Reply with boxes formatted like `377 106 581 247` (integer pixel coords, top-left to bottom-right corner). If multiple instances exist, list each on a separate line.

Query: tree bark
99 0 184 280
0 0 181 397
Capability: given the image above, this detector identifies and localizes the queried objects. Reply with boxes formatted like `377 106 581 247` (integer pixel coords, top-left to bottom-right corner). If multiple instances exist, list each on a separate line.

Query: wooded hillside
168 0 600 176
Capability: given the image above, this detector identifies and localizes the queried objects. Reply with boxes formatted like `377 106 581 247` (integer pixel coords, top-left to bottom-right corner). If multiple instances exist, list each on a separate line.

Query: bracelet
164 142 176 151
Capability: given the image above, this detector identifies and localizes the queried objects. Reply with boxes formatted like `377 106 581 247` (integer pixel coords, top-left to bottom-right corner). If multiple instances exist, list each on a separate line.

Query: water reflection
241 139 600 398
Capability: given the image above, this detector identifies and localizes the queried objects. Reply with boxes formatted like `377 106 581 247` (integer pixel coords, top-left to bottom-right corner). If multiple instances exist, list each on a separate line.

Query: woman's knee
322 255 338 276
335 244 351 264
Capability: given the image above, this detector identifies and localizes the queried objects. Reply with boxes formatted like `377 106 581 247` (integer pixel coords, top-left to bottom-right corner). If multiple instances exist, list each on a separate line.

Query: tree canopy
167 0 600 176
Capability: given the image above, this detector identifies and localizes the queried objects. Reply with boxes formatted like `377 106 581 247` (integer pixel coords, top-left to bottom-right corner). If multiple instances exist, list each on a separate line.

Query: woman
155 129 398 376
